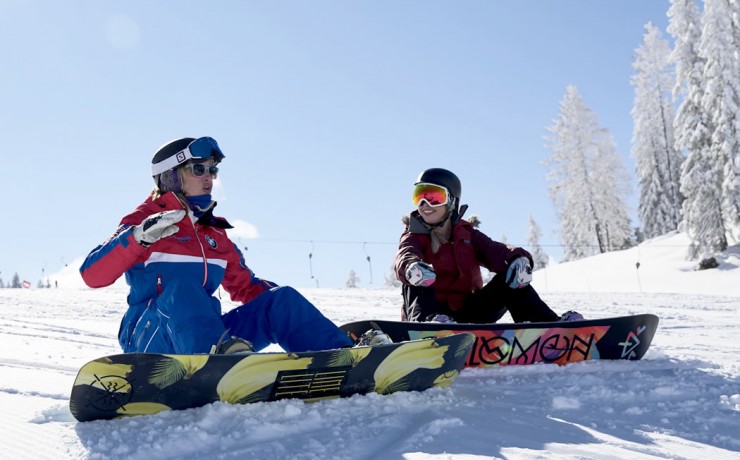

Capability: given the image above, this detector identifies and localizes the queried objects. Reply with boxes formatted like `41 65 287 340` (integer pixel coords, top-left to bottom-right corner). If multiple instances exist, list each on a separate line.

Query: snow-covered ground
0 232 738 459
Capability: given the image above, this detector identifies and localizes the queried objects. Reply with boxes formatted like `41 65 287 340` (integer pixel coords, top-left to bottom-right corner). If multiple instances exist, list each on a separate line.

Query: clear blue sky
1 1 671 289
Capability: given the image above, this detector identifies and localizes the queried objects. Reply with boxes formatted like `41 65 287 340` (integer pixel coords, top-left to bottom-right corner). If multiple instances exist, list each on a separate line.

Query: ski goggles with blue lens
151 137 225 176
412 183 450 207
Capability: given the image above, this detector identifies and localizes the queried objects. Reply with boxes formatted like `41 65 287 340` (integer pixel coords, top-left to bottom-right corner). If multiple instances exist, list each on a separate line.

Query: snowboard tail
70 333 475 422
340 314 659 368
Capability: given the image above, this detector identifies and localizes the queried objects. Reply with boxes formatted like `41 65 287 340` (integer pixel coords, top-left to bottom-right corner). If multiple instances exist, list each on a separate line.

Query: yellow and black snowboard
70 333 475 422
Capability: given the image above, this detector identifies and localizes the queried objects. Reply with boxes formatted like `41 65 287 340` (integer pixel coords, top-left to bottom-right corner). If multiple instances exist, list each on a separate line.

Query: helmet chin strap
450 200 468 225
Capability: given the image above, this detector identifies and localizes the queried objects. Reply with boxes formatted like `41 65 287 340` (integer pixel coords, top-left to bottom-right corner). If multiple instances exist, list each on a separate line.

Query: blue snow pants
124 281 352 354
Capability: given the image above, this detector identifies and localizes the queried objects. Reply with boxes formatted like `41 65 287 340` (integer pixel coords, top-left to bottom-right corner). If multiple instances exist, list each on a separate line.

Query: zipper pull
157 274 162 295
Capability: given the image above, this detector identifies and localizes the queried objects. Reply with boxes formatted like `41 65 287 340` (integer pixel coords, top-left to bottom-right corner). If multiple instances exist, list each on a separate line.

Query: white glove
132 210 186 247
505 256 532 289
405 261 436 287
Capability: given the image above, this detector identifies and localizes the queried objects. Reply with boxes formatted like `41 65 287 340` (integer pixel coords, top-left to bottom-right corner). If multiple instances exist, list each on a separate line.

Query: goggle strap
151 137 224 176
416 198 443 208
151 149 196 176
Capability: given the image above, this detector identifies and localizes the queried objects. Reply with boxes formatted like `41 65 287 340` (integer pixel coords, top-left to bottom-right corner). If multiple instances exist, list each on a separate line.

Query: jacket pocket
128 300 159 352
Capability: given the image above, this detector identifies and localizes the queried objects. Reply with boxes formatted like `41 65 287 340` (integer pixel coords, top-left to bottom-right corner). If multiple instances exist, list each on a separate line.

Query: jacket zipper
189 216 209 286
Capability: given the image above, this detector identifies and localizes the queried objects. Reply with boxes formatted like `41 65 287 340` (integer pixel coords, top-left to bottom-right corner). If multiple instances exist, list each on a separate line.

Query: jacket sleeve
473 229 533 274
394 229 426 285
79 225 149 288
220 242 277 305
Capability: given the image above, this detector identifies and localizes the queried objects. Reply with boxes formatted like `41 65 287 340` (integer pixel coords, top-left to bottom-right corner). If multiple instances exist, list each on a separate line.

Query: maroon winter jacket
394 211 533 311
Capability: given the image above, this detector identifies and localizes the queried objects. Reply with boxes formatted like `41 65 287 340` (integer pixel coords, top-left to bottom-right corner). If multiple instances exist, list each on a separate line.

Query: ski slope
0 232 738 459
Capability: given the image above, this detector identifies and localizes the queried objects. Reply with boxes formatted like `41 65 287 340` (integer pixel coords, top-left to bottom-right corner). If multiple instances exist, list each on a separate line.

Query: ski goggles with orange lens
412 183 450 207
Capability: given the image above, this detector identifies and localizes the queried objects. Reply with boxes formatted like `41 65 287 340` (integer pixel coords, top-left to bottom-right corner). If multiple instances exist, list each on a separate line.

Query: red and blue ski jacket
80 192 274 350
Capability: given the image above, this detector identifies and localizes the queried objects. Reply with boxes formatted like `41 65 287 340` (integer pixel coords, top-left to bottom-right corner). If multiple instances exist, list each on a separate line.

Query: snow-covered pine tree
346 270 360 288
545 85 633 261
731 0 740 241
592 133 635 251
631 22 684 239
526 215 548 270
384 264 401 288
668 0 704 102
700 0 740 245
669 0 728 257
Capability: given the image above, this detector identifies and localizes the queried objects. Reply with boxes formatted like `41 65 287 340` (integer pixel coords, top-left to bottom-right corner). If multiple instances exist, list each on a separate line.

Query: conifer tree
346 270 360 288
669 0 732 257
631 22 684 239
526 215 549 270
699 0 740 245
545 86 633 261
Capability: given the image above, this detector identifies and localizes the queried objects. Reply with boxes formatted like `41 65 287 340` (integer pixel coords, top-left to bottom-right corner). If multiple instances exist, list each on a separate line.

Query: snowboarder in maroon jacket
395 168 581 324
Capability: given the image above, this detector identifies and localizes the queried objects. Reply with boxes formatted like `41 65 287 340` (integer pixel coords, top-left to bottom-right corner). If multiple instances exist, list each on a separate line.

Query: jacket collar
156 192 233 229
408 211 432 234
407 210 473 237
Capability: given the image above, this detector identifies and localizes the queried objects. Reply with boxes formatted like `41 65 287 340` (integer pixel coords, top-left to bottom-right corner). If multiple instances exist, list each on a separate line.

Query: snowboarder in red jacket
81 137 353 354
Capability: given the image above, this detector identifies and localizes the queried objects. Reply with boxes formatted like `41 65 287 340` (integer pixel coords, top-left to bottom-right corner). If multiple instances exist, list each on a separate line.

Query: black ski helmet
415 168 462 209
151 137 195 192
151 137 225 192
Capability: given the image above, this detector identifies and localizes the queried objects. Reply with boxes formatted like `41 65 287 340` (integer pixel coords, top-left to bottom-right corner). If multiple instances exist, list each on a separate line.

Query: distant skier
395 168 582 323
80 137 357 354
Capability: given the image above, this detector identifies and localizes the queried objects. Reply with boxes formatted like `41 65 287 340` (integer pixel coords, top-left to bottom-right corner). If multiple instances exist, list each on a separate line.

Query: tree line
542 0 739 263
0 272 55 289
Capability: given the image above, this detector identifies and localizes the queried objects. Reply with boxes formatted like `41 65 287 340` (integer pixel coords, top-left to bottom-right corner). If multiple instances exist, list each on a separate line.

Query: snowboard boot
215 337 255 354
355 329 393 347
428 314 455 323
560 311 584 322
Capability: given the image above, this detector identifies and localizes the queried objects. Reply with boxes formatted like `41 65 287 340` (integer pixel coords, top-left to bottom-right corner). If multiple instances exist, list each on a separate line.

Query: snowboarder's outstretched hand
405 261 436 287
506 257 532 289
132 210 186 247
